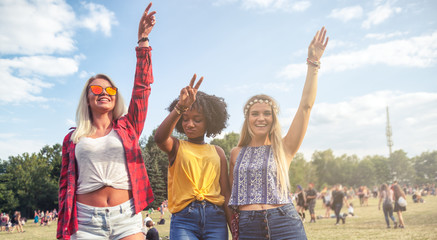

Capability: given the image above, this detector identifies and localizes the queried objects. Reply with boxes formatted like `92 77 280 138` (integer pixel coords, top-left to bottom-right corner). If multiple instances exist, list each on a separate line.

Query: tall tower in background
386 106 393 156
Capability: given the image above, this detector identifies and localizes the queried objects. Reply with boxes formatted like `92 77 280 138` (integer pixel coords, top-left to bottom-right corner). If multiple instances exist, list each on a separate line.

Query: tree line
1 129 436 218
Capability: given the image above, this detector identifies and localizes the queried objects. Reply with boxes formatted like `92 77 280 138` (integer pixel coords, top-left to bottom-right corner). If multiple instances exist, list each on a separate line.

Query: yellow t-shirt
167 140 224 213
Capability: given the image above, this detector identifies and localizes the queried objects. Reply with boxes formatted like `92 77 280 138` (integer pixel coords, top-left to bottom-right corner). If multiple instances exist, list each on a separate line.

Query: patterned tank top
229 145 291 207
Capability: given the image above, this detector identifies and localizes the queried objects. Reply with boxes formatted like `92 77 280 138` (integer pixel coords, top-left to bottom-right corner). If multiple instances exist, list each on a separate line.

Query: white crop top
75 129 131 194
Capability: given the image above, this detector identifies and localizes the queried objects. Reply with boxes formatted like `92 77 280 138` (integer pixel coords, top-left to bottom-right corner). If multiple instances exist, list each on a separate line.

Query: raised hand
308 26 329 61
178 74 204 109
138 2 156 40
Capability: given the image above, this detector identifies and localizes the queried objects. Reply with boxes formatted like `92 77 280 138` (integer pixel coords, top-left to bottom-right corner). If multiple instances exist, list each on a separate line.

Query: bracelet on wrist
176 104 189 112
137 37 149 44
174 104 189 115
174 107 182 115
306 58 321 69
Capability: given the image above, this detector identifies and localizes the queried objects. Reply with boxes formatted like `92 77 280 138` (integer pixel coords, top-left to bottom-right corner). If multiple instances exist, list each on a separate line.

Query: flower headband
244 98 278 116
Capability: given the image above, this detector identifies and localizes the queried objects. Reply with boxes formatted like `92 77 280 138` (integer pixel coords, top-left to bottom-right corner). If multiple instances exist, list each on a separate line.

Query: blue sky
0 0 436 160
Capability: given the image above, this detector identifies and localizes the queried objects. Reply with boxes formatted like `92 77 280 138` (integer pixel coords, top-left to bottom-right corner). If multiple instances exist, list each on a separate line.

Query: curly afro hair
167 91 229 138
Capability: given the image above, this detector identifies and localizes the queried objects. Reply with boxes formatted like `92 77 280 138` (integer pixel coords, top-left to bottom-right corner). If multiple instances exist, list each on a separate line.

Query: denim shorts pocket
238 213 252 229
173 205 192 218
122 206 134 217
77 212 95 225
284 206 301 221
213 205 225 215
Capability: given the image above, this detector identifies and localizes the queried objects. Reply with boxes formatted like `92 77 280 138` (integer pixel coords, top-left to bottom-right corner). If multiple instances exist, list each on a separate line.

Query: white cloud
2 56 80 77
279 31 437 79
214 0 311 12
0 137 47 160
362 1 402 29
326 40 357 50
0 55 81 104
328 5 363 22
0 0 116 104
66 118 76 127
365 31 409 40
225 81 292 93
285 91 437 159
78 2 118 37
0 0 76 55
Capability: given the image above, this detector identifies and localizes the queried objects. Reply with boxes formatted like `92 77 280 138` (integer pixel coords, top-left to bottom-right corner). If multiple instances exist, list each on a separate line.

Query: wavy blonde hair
238 94 290 197
71 74 127 143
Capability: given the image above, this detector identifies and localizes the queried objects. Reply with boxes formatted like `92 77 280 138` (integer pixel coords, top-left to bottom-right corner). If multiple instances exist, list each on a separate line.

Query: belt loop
277 206 286 216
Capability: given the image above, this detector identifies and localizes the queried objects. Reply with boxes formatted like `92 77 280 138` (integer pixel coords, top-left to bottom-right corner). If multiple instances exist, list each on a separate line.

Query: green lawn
1 195 436 239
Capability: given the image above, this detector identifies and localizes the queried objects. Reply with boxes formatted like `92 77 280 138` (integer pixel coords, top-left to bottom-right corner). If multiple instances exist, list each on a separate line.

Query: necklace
188 136 206 144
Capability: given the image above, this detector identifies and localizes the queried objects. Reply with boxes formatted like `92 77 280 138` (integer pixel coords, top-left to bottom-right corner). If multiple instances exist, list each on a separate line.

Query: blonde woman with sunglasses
57 3 156 240
228 27 328 240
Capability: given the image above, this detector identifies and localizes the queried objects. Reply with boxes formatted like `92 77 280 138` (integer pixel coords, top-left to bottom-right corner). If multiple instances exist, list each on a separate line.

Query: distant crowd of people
290 182 436 228
0 211 25 233
33 209 58 226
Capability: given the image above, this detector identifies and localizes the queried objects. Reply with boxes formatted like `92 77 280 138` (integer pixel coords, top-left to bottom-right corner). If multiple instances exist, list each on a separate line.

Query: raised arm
283 27 328 164
154 75 203 156
138 2 156 48
126 2 156 135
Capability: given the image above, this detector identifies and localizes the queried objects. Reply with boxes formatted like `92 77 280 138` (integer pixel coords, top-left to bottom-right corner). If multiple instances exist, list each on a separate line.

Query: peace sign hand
178 74 204 109
308 26 329 61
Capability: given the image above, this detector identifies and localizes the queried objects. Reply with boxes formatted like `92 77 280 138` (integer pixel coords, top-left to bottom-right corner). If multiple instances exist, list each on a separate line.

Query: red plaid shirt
57 47 155 239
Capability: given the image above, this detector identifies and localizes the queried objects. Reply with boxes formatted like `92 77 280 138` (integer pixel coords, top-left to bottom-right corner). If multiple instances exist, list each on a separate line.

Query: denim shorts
170 200 228 240
71 199 142 240
239 203 307 240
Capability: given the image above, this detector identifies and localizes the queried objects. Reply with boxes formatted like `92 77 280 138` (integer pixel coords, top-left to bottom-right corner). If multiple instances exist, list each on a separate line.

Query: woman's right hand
177 74 203 109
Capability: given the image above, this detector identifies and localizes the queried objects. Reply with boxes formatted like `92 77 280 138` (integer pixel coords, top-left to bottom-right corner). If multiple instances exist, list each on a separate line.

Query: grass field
1 195 436 240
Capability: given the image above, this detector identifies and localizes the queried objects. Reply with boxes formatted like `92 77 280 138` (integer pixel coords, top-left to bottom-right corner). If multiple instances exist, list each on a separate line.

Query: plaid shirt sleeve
126 46 154 136
57 131 77 240
120 46 155 212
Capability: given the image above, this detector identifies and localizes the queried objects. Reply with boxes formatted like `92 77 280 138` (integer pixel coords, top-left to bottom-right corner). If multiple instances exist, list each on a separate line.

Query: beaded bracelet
307 58 321 69
174 104 189 115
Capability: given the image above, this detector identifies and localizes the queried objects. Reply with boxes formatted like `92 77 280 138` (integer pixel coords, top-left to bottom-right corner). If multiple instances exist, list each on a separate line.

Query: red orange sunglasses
89 85 117 96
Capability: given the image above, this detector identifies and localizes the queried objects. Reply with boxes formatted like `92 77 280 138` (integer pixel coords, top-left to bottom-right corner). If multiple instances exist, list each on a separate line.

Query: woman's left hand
308 26 329 61
138 2 156 40
178 74 203 108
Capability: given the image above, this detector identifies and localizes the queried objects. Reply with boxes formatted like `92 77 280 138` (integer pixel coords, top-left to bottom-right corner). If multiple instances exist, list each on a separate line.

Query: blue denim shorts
239 203 307 240
71 199 142 240
170 200 228 240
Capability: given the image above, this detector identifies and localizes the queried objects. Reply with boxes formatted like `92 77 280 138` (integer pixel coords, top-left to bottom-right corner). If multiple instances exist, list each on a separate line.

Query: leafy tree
289 153 312 191
39 144 62 181
413 151 437 184
366 155 391 185
141 129 169 209
0 160 18 213
6 153 58 217
311 149 340 186
210 132 240 159
389 150 415 183
354 158 377 186
339 154 359 187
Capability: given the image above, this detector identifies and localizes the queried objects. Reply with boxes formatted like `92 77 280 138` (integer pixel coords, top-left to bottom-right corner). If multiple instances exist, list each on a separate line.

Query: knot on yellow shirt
195 189 206 201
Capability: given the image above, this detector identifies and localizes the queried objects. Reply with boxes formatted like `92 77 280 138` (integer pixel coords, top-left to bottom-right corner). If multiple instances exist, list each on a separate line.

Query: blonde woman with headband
57 3 156 239
228 27 328 239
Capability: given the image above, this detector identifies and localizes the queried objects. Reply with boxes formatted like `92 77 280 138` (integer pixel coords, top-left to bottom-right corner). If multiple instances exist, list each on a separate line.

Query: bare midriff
239 203 285 211
76 186 133 207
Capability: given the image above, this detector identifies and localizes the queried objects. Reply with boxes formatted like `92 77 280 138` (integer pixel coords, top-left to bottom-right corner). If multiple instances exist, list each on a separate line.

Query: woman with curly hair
228 27 328 239
154 76 232 239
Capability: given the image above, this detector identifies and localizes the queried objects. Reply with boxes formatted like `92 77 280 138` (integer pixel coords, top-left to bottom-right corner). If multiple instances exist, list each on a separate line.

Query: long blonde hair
238 94 290 197
71 74 127 143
